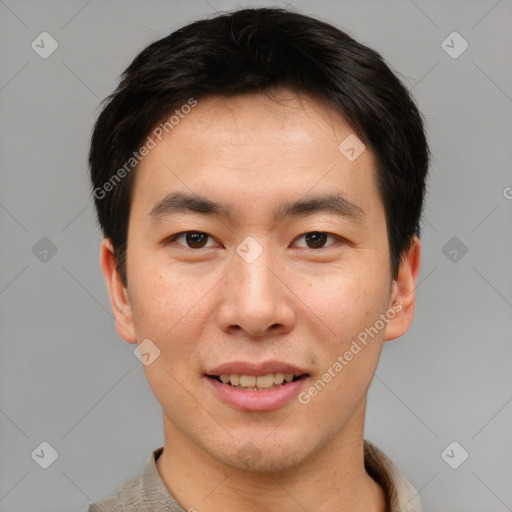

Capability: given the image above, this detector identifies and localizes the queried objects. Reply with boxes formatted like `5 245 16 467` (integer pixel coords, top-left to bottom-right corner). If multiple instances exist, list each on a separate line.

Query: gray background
1 0 511 510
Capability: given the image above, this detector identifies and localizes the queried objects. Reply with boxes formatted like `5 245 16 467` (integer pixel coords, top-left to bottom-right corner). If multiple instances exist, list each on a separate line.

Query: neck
156 405 386 512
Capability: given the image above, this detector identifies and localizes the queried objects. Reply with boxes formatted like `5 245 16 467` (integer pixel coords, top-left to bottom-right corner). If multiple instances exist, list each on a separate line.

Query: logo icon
441 32 468 59
236 442 262 469
442 236 468 263
441 441 469 469
31 32 59 59
236 236 263 264
338 134 366 161
31 441 59 469
32 237 58 263
134 339 161 366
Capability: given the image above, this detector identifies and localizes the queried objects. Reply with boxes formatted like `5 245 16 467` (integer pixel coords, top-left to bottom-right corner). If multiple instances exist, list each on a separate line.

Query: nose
216 243 296 338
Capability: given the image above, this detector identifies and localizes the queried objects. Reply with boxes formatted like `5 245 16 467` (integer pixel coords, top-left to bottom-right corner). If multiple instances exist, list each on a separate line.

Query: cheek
130 261 191 325
133 269 208 410
298 266 385 342
129 267 211 366
297 275 386 421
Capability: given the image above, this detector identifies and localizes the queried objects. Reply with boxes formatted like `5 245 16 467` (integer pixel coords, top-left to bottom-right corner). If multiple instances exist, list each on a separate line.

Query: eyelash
165 231 343 250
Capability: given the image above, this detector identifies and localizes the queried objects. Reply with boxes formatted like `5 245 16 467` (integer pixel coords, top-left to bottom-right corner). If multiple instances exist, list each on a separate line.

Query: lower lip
205 376 310 412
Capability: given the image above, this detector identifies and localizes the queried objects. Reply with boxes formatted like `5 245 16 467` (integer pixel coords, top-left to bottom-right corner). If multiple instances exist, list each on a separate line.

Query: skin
101 90 421 512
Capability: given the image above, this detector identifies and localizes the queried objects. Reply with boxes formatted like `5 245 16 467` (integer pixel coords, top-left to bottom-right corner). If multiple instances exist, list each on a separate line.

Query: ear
384 236 421 342
100 238 138 344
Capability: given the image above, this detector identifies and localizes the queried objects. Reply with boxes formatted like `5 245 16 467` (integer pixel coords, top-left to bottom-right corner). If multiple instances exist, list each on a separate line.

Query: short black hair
89 7 430 287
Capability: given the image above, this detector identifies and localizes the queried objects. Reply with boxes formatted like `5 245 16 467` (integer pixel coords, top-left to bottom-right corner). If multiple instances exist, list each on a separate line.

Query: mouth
204 361 311 411
206 372 309 391
205 372 310 411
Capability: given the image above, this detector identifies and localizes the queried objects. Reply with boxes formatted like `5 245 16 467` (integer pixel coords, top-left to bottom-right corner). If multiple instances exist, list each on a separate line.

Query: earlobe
384 236 421 342
100 238 138 344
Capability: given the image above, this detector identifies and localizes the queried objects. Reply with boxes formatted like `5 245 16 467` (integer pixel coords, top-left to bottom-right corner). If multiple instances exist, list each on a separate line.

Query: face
101 90 420 473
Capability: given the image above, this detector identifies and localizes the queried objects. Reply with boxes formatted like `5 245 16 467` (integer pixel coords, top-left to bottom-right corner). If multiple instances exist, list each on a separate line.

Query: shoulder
81 447 168 512
81 475 141 512
364 440 421 512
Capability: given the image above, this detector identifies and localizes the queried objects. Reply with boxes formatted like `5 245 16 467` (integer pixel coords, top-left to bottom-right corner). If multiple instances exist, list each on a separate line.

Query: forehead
130 91 382 225
159 92 359 155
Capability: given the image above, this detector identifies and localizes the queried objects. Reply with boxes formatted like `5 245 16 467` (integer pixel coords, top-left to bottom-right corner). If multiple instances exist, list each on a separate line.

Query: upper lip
206 360 309 377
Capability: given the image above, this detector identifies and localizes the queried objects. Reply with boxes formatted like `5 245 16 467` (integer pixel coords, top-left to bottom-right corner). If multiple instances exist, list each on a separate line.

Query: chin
209 436 312 475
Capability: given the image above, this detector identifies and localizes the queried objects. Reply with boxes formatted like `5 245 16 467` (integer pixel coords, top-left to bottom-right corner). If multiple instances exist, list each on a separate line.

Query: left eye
294 232 338 249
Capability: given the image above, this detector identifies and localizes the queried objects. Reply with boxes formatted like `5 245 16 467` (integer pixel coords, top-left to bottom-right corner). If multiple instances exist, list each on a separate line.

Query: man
87 6 428 511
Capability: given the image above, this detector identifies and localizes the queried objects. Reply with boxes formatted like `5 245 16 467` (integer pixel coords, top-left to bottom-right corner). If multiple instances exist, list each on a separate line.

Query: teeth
239 375 256 387
274 372 285 384
256 374 274 388
217 372 301 389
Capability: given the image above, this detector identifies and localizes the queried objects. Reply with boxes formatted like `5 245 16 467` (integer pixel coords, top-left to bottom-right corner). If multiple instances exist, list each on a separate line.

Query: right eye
165 231 220 249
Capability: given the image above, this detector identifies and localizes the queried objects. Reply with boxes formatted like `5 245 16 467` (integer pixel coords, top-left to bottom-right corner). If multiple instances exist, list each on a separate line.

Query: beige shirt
84 440 421 512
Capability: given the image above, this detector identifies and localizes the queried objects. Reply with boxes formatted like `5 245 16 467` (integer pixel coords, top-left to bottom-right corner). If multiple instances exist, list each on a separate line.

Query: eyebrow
148 191 365 224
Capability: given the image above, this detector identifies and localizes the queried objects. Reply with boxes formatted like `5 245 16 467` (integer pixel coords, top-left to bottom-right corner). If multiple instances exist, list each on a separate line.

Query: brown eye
295 232 338 249
168 231 216 249
186 232 208 248
305 232 328 248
